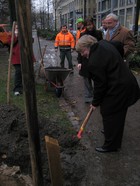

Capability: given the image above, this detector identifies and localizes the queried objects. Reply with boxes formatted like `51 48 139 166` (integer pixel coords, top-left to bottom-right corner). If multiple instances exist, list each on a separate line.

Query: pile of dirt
0 104 87 185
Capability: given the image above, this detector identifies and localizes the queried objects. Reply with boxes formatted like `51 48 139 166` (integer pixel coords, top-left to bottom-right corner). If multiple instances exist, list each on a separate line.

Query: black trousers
60 49 73 69
13 64 23 93
102 108 128 150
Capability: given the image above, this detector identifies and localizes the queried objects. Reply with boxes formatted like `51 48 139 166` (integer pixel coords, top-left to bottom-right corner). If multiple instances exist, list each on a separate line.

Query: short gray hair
106 13 118 21
76 35 97 52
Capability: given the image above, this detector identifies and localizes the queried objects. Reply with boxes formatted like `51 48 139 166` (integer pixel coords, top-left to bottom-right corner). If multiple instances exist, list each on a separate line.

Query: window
113 11 118 16
88 8 91 15
119 0 125 7
114 0 118 8
98 2 101 12
102 1 106 11
126 8 133 29
119 9 125 26
126 0 133 5
106 0 111 9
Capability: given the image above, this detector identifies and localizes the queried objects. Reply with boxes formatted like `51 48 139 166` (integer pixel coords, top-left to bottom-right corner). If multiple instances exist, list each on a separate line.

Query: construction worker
75 18 86 43
54 25 75 71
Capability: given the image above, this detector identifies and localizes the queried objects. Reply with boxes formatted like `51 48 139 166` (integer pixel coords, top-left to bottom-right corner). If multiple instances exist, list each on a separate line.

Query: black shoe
101 129 104 134
95 147 118 153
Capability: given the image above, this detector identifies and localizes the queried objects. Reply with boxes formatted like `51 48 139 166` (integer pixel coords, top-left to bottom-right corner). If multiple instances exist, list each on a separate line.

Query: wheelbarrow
45 67 71 97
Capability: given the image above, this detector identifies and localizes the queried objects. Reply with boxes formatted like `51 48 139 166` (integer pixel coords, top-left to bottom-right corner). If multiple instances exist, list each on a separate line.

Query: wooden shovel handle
77 107 93 139
81 107 93 129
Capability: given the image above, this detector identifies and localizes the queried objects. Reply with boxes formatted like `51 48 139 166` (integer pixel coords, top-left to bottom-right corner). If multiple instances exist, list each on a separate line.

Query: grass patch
0 49 72 129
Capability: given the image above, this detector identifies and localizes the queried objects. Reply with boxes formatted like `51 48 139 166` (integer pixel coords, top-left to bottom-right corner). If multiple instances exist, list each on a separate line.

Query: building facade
96 0 138 30
53 0 139 31
53 0 96 30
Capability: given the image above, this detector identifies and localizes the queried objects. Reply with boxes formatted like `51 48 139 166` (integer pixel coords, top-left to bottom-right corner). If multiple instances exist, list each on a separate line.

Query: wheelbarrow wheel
55 87 63 97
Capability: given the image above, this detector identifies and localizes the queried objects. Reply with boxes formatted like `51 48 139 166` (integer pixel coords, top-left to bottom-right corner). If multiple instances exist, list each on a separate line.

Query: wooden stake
7 21 16 104
45 136 63 186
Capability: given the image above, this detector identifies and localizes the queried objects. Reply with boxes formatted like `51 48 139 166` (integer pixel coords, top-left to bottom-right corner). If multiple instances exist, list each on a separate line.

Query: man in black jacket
76 35 140 153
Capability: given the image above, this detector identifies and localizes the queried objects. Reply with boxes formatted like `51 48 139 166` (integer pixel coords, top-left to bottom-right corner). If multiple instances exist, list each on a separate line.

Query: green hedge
129 36 140 69
37 29 58 40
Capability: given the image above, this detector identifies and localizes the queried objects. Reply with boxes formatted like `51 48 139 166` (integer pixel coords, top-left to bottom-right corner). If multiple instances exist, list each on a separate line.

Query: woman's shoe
95 147 118 153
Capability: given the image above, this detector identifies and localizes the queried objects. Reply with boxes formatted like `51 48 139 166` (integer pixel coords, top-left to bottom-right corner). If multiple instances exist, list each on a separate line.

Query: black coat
77 29 103 78
88 40 140 116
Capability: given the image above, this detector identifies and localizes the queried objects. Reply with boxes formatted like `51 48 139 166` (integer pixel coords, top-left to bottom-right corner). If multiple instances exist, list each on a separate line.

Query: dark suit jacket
88 40 140 116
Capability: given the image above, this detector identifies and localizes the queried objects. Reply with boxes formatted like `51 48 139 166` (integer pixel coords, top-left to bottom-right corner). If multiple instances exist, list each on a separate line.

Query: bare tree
31 0 38 29
31 0 53 30
31 4 37 29
47 0 50 30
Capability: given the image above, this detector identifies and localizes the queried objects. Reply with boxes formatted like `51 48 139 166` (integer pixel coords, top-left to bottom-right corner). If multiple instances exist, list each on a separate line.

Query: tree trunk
15 0 44 185
8 0 17 26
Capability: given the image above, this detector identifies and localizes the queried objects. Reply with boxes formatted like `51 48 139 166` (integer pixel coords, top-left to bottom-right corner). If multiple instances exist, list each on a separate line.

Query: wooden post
7 21 16 104
45 136 63 186
14 0 43 185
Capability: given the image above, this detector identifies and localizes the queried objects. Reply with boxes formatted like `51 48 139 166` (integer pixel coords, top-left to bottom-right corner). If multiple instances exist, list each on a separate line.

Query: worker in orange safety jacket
75 18 86 44
54 25 75 71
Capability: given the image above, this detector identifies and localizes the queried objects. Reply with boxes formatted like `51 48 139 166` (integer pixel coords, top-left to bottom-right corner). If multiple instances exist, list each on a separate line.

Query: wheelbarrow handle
77 107 93 139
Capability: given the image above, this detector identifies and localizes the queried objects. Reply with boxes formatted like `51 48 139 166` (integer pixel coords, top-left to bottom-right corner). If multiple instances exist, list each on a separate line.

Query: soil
0 104 87 186
0 39 140 186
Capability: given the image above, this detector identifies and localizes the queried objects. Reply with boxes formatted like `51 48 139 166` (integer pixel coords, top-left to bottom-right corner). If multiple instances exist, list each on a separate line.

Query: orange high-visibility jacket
76 28 86 43
54 31 75 49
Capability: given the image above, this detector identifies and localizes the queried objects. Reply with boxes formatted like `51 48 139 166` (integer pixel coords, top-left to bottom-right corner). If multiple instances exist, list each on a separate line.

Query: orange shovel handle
77 107 93 139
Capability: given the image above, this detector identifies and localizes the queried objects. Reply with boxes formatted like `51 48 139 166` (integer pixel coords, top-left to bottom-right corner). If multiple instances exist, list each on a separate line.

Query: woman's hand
77 64 82 70
90 104 96 111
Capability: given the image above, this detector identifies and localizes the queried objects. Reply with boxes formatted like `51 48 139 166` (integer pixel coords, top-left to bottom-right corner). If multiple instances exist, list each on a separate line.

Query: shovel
38 44 47 77
77 107 93 139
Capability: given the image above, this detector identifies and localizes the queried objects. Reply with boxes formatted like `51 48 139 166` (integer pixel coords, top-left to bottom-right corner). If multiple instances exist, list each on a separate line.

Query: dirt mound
0 104 87 185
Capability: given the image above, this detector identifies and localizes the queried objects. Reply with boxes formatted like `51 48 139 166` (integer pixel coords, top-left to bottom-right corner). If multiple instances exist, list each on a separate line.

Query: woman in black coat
76 35 140 153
